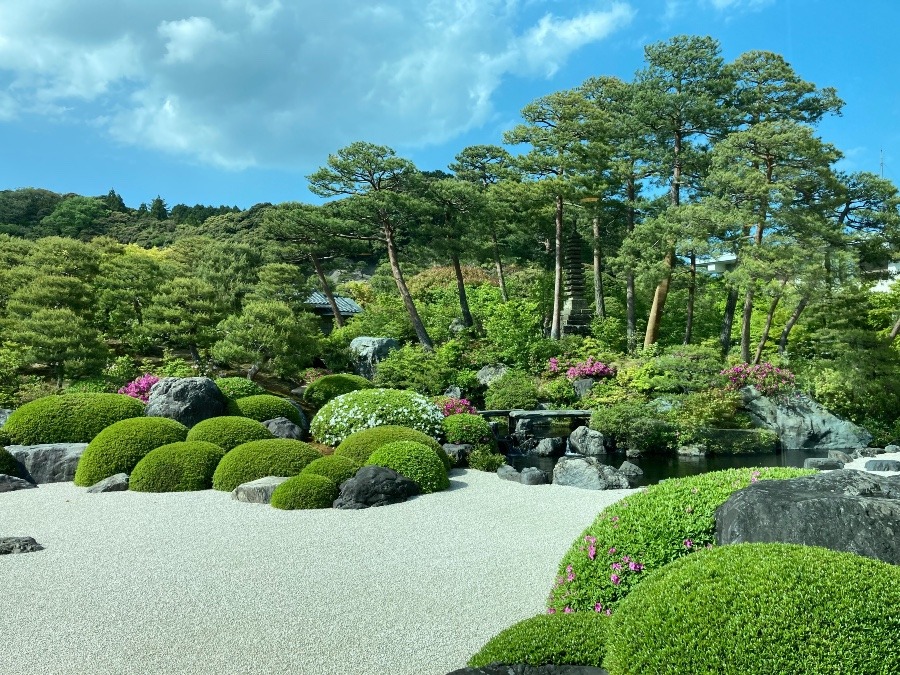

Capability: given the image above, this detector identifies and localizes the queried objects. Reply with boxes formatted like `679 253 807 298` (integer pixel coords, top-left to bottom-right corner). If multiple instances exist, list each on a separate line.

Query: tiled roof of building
305 291 363 315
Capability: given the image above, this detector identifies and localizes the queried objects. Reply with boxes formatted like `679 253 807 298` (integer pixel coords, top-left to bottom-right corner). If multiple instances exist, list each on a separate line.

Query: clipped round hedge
310 388 443 446
0 446 23 478
334 425 449 469
186 416 274 451
547 466 815 614
73 417 189 487
212 438 320 492
604 543 900 674
468 612 609 668
270 473 339 510
365 440 449 494
4 393 146 445
300 455 360 486
303 373 374 409
214 376 267 399
129 441 224 492
442 413 494 447
228 394 302 425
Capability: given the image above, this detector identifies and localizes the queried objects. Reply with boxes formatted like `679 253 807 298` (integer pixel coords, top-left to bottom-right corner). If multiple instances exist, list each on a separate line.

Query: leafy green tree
95 246 168 343
244 262 312 314
149 196 169 220
0 188 63 236
38 196 110 239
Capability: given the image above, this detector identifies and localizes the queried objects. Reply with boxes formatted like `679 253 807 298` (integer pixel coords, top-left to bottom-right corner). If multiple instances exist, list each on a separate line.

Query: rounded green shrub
468 612 609 668
270 473 338 510
365 440 449 494
604 543 900 675
310 388 443 446
185 416 274 451
303 373 374 409
467 447 507 472
129 441 224 492
0 428 11 448
0 446 23 478
484 371 540 410
547 467 815 614
212 438 321 492
442 413 495 447
333 425 449 470
4 393 146 445
214 377 267 399
300 455 360 485
73 417 189 487
227 394 302 425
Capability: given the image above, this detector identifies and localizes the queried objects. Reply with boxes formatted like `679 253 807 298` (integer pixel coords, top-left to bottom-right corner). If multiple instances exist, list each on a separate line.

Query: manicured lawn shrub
270 473 338 510
467 447 507 472
228 394 302 425
333 424 449 469
604 543 900 675
185 416 273 451
129 441 224 492
442 413 494 447
300 454 360 486
365 440 449 494
0 446 23 478
547 467 814 614
303 373 374 409
310 388 443 446
468 612 610 668
214 377 267 399
73 417 189 487
4 393 146 445
483 371 540 410
211 438 321 491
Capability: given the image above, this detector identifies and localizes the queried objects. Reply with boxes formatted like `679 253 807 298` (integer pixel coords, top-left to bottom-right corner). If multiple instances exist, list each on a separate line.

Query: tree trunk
753 284 786 364
384 227 433 352
247 363 260 380
644 248 675 349
625 176 637 353
720 287 739 355
889 313 900 342
311 255 344 328
491 233 508 302
550 194 564 340
592 217 605 319
451 252 474 328
740 287 754 363
684 250 696 345
188 343 201 367
778 297 808 355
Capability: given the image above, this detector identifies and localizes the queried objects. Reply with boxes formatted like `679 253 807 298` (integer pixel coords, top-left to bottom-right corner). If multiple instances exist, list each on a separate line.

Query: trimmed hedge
0 446 23 478
300 455 360 486
186 416 274 451
4 393 146 445
73 417 189 487
547 467 815 614
442 413 494 447
334 425 449 469
212 438 321 492
484 371 540 410
129 441 224 492
270 473 339 510
365 440 449 494
214 377 267 399
604 543 900 674
468 612 610 668
303 373 374 409
227 394 302 425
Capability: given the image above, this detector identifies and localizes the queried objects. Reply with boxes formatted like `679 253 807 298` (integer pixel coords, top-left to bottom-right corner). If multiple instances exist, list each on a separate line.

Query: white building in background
871 262 900 292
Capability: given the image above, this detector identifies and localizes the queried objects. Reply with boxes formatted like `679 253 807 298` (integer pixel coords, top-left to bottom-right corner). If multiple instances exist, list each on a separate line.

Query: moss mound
548 467 815 613
214 377 267 399
185 416 273 451
0 446 23 478
365 440 449 494
468 612 610 668
270 473 339 510
228 394 302 425
300 454 360 485
212 438 320 492
4 393 146 445
74 417 189 487
334 424 448 469
303 373 374 409
130 441 224 492
605 543 900 674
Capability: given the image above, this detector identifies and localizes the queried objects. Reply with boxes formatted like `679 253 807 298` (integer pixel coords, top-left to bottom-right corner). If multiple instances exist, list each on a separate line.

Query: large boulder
0 474 37 493
0 536 44 555
552 456 630 490
6 443 88 483
476 365 509 389
804 457 844 470
86 473 129 493
442 443 473 468
262 417 305 441
282 401 310 437
715 469 900 564
528 437 565 457
145 377 227 428
741 385 871 451
349 337 399 380
332 465 418 509
497 465 521 483
568 426 606 457
865 459 900 472
232 476 289 504
520 467 549 485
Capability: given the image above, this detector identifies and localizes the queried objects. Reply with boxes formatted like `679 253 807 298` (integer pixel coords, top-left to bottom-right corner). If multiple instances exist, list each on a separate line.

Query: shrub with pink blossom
548 356 615 381
432 395 477 416
721 362 795 398
118 373 159 403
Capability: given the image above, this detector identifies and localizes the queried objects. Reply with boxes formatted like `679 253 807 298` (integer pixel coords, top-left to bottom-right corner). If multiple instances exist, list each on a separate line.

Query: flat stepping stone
804 458 844 470
232 476 288 504
865 459 900 472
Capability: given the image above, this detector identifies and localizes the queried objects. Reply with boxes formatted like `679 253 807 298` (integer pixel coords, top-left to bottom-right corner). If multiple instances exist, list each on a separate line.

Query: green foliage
334 424 445 465
538 376 578 407
310 388 444 446
468 612 609 668
604 544 900 675
481 299 553 370
300 454 360 485
365 440 449 493
670 388 747 445
441 413 494 447
627 344 726 394
372 344 456 395
5 393 146 446
129 441 224 492
0 446 23 477
142 276 228 360
103 356 140 386
213 377 267 399
547 467 815 614
303 373 374 409
270 472 339 510
63 377 114 394
0 341 30 407
483 371 540 410
467 447 507 472
211 438 321 491
151 349 197 378
228 394 302 425
589 400 676 453
74 417 189 487
185 416 274 452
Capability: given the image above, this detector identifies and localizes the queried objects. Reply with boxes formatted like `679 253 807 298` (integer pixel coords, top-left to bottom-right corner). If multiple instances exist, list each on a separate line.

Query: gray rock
282 400 310 436
443 385 463 399
447 665 608 675
0 474 37 493
552 456 630 490
568 426 606 457
442 443 473 468
715 469 900 564
6 443 88 483
145 377 227 428
886 444 900 454
625 448 642 459
0 536 44 555
804 457 844 470
232 476 289 504
0 408 11 428
290 385 307 398
572 378 595 399
865 459 900 472
476 364 509 388
86 473 129 493
854 447 881 459
497 464 521 483
449 318 468 335
520 467 548 485
349 337 400 380
332 465 419 509
529 437 566 457
618 461 644 488
677 444 706 457
263 416 305 440
828 450 854 464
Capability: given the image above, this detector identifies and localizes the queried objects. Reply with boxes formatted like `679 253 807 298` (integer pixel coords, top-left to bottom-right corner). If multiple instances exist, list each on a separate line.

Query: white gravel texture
0 469 633 675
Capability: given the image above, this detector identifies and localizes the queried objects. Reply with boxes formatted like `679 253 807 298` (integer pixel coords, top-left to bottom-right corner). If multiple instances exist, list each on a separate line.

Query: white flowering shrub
310 388 444 446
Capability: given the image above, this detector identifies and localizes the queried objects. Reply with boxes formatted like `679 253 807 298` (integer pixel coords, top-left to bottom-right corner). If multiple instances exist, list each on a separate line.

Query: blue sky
0 0 897 210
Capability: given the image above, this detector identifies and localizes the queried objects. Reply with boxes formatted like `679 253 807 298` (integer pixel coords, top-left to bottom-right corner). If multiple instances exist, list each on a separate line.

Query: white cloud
703 0 774 11
0 0 634 169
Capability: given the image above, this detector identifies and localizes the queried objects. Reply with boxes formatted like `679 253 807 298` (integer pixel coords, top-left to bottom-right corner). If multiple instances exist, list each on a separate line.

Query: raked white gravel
0 469 633 675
